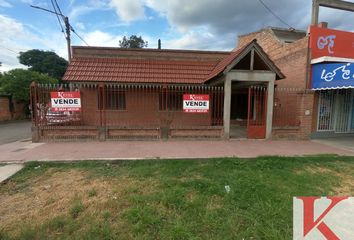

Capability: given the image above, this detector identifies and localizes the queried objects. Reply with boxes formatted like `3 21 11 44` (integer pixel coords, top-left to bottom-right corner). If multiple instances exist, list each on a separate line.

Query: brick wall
79 88 214 127
13 102 25 119
0 96 24 121
238 28 309 89
272 91 314 139
0 96 11 121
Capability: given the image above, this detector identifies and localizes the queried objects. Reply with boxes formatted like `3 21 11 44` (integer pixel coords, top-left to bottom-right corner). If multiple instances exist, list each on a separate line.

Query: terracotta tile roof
205 47 244 82
63 57 219 84
205 40 284 82
63 40 284 84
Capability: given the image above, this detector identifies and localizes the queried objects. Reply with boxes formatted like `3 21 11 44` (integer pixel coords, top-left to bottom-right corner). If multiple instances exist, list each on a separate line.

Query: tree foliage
119 35 148 48
18 50 68 80
0 69 58 102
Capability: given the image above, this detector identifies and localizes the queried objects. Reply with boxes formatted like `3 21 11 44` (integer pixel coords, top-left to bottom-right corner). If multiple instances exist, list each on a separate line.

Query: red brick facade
238 28 309 89
0 96 11 121
34 29 318 141
237 28 315 139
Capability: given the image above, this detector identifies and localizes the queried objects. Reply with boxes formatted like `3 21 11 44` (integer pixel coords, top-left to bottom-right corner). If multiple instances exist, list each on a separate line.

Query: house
31 39 289 141
30 24 353 142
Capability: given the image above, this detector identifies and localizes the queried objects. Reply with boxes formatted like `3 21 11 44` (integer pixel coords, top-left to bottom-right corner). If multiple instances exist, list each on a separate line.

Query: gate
247 86 267 139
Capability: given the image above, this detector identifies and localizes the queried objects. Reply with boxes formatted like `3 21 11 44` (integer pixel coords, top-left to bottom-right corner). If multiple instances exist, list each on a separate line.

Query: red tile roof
63 57 219 84
205 47 243 82
63 40 284 84
205 39 284 82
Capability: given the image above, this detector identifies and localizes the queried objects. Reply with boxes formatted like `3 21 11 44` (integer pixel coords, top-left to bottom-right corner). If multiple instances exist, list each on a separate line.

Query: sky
1 0 354 72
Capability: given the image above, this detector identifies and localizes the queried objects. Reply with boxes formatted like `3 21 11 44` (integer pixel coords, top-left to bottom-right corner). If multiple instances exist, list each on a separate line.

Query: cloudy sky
1 0 354 72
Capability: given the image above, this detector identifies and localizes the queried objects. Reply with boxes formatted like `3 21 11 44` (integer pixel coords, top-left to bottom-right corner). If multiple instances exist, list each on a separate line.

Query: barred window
159 91 183 111
97 89 126 110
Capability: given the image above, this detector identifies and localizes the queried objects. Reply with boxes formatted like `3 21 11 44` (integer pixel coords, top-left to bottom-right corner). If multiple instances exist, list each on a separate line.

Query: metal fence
30 83 224 141
30 82 312 141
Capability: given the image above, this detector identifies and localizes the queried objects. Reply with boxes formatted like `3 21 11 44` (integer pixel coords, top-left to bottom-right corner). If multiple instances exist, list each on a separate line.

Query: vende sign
183 94 209 113
293 197 354 239
50 91 81 112
310 26 354 59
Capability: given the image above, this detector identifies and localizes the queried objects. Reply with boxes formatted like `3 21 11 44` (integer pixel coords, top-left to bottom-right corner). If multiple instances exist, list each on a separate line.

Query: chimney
158 39 161 49
318 22 328 28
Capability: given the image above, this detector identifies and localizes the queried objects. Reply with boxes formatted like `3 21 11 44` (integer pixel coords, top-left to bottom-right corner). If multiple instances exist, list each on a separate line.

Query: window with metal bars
97 89 126 110
159 91 183 111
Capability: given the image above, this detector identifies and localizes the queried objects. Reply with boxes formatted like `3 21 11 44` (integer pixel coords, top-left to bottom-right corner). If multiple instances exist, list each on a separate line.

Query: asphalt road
0 120 32 145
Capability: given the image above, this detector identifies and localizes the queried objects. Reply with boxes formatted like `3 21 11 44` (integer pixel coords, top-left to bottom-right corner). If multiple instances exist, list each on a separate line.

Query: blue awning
312 62 354 90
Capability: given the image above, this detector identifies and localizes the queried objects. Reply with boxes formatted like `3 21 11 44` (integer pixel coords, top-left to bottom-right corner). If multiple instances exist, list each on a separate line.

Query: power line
71 27 89 46
30 2 90 61
257 0 294 29
0 45 19 54
53 0 64 16
53 0 88 46
50 0 65 36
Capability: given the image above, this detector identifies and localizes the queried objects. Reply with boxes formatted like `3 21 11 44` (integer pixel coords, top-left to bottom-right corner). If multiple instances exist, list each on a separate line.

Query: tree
119 35 148 48
0 69 58 103
18 50 68 80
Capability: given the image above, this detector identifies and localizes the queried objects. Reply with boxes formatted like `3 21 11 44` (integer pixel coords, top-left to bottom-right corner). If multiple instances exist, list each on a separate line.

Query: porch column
223 76 232 138
266 79 275 139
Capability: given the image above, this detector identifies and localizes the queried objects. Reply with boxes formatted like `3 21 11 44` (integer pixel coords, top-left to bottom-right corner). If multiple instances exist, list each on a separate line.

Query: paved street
0 120 32 145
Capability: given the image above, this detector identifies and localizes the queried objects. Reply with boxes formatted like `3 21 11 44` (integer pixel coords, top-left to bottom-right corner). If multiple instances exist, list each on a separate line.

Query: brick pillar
299 91 315 139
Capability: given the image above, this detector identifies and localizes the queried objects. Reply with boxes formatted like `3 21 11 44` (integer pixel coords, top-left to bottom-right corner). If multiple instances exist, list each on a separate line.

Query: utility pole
30 5 72 61
64 16 71 60
311 0 354 25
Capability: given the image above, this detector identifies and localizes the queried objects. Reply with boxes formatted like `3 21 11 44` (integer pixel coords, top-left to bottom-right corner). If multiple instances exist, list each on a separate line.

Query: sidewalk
0 139 353 163
0 164 23 183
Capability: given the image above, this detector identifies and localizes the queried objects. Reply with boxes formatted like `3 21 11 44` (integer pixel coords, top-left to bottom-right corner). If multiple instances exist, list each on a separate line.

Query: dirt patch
299 166 354 195
335 172 354 195
206 195 224 210
0 169 158 235
304 166 334 174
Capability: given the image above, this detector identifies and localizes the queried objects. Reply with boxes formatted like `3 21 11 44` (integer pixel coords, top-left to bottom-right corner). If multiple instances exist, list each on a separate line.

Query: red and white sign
310 26 354 60
293 196 354 239
50 91 81 112
183 94 209 113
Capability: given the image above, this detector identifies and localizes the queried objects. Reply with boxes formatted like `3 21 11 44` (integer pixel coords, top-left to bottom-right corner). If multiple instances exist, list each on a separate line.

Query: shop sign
312 63 354 89
183 94 209 113
310 26 354 59
50 91 81 111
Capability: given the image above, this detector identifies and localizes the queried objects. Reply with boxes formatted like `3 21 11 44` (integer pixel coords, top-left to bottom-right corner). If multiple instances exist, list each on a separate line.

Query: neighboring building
237 27 308 89
236 25 354 138
309 25 354 137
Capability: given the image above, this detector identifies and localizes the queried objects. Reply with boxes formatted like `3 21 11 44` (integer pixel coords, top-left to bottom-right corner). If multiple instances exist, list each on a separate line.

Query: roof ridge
72 57 219 64
72 46 231 54
205 40 256 82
